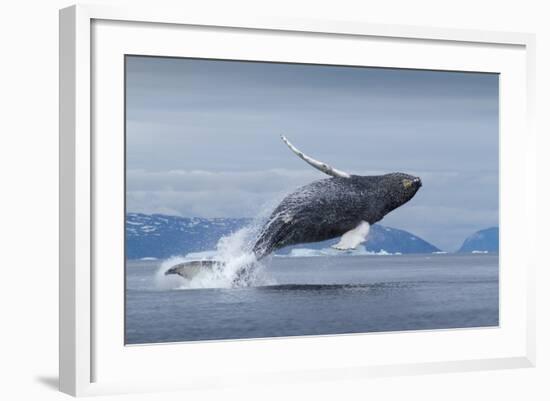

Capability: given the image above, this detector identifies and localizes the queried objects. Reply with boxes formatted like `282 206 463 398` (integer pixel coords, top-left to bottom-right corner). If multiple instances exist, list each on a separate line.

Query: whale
165 135 422 280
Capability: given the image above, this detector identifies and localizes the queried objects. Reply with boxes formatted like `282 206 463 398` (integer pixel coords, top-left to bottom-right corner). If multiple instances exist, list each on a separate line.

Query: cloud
126 168 319 218
127 168 320 192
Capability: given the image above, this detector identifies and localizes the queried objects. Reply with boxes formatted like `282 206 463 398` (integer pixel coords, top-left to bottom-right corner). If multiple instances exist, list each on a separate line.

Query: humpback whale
165 136 422 280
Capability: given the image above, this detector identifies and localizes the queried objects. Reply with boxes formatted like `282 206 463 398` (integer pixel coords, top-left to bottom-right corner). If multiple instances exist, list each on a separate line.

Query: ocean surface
125 254 498 344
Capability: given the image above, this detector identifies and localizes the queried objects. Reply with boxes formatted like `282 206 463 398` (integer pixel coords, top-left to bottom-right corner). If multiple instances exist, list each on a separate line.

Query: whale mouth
413 177 422 187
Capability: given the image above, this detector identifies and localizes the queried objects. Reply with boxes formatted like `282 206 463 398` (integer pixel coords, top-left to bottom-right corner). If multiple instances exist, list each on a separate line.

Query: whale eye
402 179 413 189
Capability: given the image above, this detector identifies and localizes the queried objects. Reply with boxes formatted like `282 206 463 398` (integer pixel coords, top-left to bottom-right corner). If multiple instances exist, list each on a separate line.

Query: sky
125 56 499 251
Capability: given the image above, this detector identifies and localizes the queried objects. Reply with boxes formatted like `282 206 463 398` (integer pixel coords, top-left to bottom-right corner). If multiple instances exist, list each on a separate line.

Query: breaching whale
165 135 422 280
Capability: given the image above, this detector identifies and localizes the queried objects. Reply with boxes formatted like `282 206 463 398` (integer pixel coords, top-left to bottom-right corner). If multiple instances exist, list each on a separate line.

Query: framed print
59 4 536 396
124 56 500 345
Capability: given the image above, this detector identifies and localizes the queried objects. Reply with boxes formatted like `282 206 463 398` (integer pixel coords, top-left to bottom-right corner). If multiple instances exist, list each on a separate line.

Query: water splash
154 191 294 290
155 223 275 290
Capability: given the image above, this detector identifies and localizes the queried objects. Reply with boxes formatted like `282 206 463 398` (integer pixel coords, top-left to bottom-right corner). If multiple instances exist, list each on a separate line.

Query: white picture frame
59 4 536 397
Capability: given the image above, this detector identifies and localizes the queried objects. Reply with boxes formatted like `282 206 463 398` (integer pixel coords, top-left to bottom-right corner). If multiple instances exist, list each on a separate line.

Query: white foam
155 220 275 290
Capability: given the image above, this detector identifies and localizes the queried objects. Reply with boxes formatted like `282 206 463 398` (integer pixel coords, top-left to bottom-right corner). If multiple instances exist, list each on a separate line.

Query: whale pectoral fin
331 221 370 251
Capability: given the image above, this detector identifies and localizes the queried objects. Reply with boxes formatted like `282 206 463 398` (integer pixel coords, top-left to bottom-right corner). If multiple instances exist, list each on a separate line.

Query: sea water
125 253 498 344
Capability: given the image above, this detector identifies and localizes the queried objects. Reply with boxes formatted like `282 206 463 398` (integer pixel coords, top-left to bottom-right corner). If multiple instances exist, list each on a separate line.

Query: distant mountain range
457 227 499 253
125 213 498 260
126 214 248 260
126 213 442 259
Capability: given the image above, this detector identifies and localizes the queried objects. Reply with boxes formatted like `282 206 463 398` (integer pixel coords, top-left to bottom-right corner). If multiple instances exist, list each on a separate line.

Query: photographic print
124 56 499 344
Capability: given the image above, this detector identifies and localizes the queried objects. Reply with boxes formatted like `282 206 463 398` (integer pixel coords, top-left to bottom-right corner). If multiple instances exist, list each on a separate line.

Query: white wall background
0 0 548 399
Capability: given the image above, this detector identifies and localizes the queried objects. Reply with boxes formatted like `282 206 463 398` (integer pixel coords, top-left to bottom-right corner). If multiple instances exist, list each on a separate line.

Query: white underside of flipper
332 221 370 250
